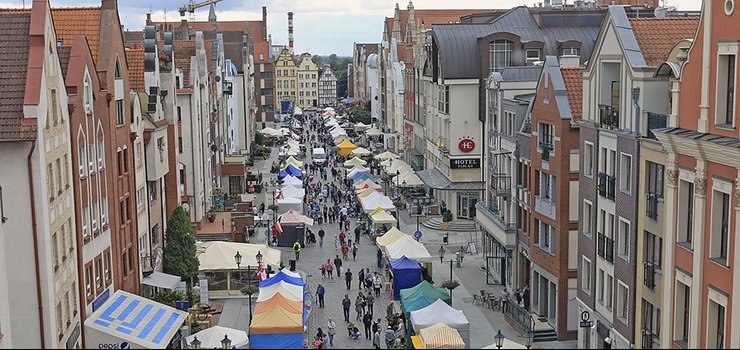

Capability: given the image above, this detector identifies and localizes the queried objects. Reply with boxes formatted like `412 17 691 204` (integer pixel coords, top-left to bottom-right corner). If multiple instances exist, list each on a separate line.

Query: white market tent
397 171 424 187
186 326 249 349
279 185 305 199
375 227 408 250
410 299 471 348
196 241 281 270
277 197 303 214
376 151 400 160
344 157 368 167
347 165 370 174
385 235 432 262
281 175 303 186
278 209 314 226
354 122 371 131
482 339 528 349
369 209 398 226
260 127 282 137
350 147 372 156
366 127 383 136
360 191 395 212
256 280 303 302
348 167 371 178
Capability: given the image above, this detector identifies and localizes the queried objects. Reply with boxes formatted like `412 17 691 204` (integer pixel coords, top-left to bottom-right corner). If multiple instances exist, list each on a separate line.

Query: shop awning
141 271 182 290
416 168 485 191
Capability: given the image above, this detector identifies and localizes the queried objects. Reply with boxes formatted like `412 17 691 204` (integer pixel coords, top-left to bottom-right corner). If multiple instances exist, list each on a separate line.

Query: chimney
262 6 268 41
288 12 294 52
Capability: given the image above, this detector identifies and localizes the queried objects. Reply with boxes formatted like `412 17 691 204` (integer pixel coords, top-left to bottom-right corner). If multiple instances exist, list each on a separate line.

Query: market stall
411 323 465 349
390 256 423 300
344 156 368 168
410 299 470 347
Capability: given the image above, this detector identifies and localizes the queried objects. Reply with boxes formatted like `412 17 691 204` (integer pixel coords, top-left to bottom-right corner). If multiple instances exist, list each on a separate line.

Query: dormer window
562 47 579 57
489 40 513 73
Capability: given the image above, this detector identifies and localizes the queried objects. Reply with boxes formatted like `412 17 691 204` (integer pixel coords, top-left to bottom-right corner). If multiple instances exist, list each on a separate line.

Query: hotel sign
450 158 481 169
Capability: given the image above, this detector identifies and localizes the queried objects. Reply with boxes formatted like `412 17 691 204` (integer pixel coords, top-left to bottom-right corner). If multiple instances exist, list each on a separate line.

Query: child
320 264 327 279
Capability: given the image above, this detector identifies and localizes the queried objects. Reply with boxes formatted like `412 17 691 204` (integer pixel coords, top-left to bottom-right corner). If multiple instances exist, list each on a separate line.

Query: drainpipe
27 141 46 348
513 145 520 291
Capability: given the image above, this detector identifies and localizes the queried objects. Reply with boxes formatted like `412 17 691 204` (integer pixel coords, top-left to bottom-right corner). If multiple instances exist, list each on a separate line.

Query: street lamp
235 251 254 325
494 329 505 349
256 250 266 279
190 336 201 349
438 246 458 303
221 334 232 349
524 329 534 349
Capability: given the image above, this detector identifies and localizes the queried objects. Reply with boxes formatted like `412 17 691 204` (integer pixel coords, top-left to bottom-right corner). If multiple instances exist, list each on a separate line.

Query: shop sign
458 138 475 153
92 288 110 312
450 158 481 169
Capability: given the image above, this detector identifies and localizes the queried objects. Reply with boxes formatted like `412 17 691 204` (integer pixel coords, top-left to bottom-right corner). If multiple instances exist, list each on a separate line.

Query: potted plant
440 279 460 291
241 285 259 296
268 204 279 211
442 209 453 222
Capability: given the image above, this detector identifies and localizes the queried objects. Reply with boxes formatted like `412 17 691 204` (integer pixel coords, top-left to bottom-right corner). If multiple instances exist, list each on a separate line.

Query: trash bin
289 259 297 272
442 232 449 244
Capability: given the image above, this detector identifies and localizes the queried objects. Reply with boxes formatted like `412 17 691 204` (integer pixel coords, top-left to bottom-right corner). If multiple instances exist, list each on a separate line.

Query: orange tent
253 293 303 314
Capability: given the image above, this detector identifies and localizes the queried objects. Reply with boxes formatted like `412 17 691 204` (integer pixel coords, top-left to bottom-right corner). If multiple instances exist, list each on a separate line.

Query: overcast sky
2 0 703 56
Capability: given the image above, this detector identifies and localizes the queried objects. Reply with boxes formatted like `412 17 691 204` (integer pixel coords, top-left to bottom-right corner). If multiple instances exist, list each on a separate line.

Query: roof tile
125 47 144 91
0 11 33 141
51 7 101 63
629 17 699 67
561 68 584 120
173 40 196 88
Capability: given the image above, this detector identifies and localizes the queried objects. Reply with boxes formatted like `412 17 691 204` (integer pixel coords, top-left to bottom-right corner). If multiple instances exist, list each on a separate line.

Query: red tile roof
629 17 699 67
174 40 196 87
0 10 34 141
561 68 584 120
51 7 101 63
125 47 144 91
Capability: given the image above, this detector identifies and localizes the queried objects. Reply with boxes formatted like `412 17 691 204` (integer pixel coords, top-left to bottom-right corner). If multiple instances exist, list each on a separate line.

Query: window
47 163 54 200
583 200 593 236
617 282 629 321
115 59 122 78
537 220 555 254
51 232 59 269
101 197 108 225
438 85 449 114
55 158 62 194
85 263 93 298
119 200 126 224
716 54 736 126
136 142 143 168
64 291 71 327
708 300 726 349
645 162 664 219
605 274 613 309
582 257 591 293
710 190 730 265
91 201 98 230
597 269 605 303
584 142 594 177
642 299 661 347
229 176 244 196
123 148 129 173
538 172 556 202
121 250 128 277
94 256 103 291
78 145 86 177
644 230 662 267
538 123 553 149
148 181 157 202
97 140 105 170
56 302 63 337
619 153 632 193
259 53 264 60
562 47 579 56
82 207 89 239
675 282 690 343
178 137 183 153
115 99 124 125
678 180 694 245
177 106 182 122
618 218 630 259
157 137 165 161
84 78 92 114
526 49 541 65
51 89 59 126
489 40 513 72
103 249 111 285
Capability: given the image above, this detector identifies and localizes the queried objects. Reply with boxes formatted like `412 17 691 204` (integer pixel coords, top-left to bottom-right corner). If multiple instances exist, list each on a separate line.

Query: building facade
275 48 298 114
318 64 338 107
296 53 319 109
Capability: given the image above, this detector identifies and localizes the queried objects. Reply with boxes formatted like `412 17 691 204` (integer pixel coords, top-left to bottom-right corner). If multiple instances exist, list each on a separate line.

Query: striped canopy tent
333 134 350 144
415 323 465 349
369 208 397 226
347 165 370 175
350 147 372 156
256 280 303 302
336 139 358 157
375 151 400 160
344 156 368 168
375 226 408 250
354 180 382 190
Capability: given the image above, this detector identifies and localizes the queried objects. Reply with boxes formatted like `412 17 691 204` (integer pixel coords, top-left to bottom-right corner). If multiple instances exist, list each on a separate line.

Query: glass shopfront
482 230 512 286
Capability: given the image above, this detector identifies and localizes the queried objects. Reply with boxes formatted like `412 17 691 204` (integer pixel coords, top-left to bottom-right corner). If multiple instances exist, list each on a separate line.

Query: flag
273 217 283 235
256 262 267 282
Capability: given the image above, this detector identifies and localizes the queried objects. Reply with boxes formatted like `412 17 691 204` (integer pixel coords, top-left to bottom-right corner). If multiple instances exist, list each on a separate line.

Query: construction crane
178 0 223 21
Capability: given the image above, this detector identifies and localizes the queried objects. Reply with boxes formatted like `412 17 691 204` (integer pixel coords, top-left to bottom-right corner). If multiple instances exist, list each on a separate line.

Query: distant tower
288 12 294 53
208 3 216 22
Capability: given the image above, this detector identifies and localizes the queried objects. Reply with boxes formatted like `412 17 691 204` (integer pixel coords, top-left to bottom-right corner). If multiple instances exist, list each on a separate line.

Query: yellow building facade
296 53 319 108
275 48 297 112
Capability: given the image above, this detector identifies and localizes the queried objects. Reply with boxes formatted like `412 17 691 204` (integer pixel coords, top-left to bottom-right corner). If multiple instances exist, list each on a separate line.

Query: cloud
1 0 704 55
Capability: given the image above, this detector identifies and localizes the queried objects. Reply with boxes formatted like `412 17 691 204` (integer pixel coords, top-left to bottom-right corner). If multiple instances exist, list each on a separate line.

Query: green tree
348 105 371 124
163 206 199 282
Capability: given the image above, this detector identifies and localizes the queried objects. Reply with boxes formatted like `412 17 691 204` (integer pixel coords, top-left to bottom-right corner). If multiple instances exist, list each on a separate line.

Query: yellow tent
370 209 397 225
336 139 358 157
375 226 407 249
418 323 465 349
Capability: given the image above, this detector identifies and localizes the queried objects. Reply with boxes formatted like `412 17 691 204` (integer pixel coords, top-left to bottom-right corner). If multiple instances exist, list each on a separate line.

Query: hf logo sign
458 138 475 153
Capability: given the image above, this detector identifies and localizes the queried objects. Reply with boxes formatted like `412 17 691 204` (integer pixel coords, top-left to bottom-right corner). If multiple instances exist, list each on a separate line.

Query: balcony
598 104 619 130
540 142 552 161
645 192 660 220
534 196 555 220
476 201 517 247
643 261 656 290
597 232 614 263
597 172 616 201
490 173 512 196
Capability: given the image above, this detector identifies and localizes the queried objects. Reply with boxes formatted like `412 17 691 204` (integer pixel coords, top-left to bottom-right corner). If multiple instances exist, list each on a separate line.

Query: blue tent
348 171 371 180
250 333 303 349
390 256 422 300
259 269 304 288
352 173 378 183
277 165 303 180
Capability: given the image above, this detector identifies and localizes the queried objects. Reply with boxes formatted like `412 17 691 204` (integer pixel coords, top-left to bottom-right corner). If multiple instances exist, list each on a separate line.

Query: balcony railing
141 255 155 276
540 143 552 161
491 173 512 196
597 232 614 263
646 192 660 220
643 261 656 290
599 104 619 130
597 172 616 200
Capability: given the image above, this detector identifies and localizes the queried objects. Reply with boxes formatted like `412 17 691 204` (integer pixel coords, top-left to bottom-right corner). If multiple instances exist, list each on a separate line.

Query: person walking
293 241 302 260
318 228 325 247
341 242 349 260
342 295 351 322
345 268 353 290
523 285 531 311
363 312 373 340
325 259 334 280
384 326 396 349
315 328 325 349
372 318 381 335
334 235 339 251
316 283 325 308
366 293 375 315
339 231 346 245
372 329 381 350
358 268 366 290
334 255 343 277
354 225 361 243
327 318 336 346
355 294 364 321
373 273 383 297
352 243 358 261
376 247 383 268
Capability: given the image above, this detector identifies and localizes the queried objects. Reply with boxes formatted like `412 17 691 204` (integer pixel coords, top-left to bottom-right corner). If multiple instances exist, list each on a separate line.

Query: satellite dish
654 7 667 18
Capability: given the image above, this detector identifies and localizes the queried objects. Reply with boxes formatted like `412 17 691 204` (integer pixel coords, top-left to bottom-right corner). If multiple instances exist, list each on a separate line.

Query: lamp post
221 334 232 349
494 329 505 349
438 246 458 303
190 336 201 349
256 250 265 279
234 251 254 325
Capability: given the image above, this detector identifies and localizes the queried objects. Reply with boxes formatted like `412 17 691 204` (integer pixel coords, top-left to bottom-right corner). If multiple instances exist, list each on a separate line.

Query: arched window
83 73 92 114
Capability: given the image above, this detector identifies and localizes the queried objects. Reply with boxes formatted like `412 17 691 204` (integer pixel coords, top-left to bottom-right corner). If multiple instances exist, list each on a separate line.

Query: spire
407 0 415 42
392 3 401 41
208 3 216 22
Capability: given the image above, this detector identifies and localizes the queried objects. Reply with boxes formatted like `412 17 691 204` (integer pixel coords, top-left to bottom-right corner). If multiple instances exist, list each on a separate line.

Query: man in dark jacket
359 269 366 290
342 295 351 322
318 228 325 247
363 312 373 339
345 268 353 290
316 284 325 308
334 255 343 277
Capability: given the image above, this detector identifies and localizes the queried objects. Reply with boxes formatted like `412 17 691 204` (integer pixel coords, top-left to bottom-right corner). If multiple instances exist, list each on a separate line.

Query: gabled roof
125 47 144 91
51 7 101 63
57 45 72 79
174 40 196 87
561 67 584 120
542 56 583 121
0 10 33 141
628 17 699 67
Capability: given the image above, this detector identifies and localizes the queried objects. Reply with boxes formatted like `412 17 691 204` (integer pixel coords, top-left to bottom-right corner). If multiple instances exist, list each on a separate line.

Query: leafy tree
163 206 199 282
348 105 371 124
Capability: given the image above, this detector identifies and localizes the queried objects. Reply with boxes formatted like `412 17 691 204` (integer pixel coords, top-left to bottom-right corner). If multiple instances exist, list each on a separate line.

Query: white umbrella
366 128 383 136
351 147 372 156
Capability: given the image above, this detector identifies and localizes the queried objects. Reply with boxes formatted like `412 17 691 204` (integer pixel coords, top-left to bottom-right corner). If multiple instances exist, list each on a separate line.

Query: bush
442 210 453 222
440 279 460 290
151 290 189 308
268 204 279 211
255 131 267 146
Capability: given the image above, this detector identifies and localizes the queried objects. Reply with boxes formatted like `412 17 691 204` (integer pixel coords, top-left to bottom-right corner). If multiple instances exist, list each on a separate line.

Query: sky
2 0 703 56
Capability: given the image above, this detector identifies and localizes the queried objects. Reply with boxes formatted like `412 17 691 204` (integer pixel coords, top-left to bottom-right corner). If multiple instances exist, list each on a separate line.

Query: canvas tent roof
355 180 382 190
256 280 303 302
196 242 281 270
284 156 303 168
282 175 303 186
141 271 181 290
366 127 383 136
360 192 395 212
253 292 303 314
259 269 304 288
277 209 314 226
410 299 470 346
376 227 408 249
352 173 379 183
385 235 432 262
186 326 249 349
370 209 397 225
356 187 377 197
400 281 451 304
397 171 424 187
418 323 465 349
351 147 372 156
344 157 367 167
249 304 303 334
279 186 305 199
348 168 370 178
376 151 400 160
